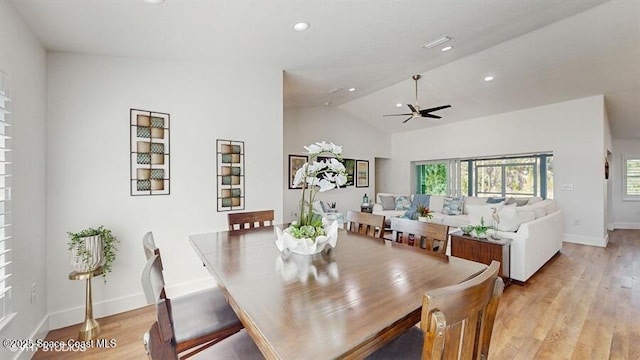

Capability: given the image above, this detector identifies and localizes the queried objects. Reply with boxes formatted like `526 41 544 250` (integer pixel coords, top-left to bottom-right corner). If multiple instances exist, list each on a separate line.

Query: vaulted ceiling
8 0 640 137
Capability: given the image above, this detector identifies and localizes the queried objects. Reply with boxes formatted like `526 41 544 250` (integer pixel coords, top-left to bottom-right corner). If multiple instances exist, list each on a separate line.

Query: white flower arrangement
288 141 347 241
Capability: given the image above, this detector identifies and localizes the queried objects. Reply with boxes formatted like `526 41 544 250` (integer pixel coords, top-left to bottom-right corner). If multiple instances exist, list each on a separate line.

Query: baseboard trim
613 222 640 230
563 233 607 247
47 277 215 331
14 315 49 360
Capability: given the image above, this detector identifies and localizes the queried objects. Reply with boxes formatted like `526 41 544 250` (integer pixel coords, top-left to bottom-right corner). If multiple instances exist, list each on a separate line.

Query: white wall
0 0 48 358
389 96 608 247
283 106 389 221
612 139 640 229
46 53 283 329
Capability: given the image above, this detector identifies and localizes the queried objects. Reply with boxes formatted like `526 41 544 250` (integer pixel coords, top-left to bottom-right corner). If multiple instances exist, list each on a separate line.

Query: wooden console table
450 233 511 285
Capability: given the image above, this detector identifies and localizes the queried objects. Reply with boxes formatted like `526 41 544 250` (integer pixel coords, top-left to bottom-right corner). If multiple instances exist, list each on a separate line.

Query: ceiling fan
383 74 452 123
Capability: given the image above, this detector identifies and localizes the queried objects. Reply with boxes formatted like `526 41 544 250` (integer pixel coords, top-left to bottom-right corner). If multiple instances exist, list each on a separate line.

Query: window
0 70 12 326
416 153 553 199
623 155 640 200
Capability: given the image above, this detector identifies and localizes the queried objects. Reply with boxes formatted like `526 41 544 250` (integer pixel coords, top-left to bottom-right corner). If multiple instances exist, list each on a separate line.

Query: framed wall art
289 155 308 189
217 139 245 211
356 160 369 187
342 158 356 187
130 109 170 196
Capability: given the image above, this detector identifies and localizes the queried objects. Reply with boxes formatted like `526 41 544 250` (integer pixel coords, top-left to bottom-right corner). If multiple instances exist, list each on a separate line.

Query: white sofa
372 193 563 283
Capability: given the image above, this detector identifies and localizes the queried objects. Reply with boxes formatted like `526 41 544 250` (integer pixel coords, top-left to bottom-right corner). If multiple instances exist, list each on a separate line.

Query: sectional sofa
373 193 563 283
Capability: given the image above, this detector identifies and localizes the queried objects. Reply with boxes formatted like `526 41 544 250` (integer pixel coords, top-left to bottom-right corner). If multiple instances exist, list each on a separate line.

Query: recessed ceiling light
441 46 453 52
422 36 451 49
348 88 356 92
143 0 165 4
484 76 495 82
328 87 343 94
324 102 331 106
292 21 310 32
395 103 403 107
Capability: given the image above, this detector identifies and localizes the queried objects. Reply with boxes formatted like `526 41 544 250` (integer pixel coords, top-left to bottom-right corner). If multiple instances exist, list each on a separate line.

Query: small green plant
473 217 493 237
67 225 118 282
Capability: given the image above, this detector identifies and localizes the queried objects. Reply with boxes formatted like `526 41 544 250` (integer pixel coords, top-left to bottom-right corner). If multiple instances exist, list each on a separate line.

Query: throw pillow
380 195 396 210
487 197 505 204
395 195 412 211
442 196 463 215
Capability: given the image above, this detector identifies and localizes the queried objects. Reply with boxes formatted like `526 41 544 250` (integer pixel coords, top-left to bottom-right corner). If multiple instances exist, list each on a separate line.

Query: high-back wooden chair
141 253 243 359
367 261 504 360
144 298 263 360
345 210 385 239
227 210 274 231
389 217 449 256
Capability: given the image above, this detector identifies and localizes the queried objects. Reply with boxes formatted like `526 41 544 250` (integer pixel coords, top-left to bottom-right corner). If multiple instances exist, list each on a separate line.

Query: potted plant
276 141 347 255
471 217 492 239
416 205 433 222
68 225 118 281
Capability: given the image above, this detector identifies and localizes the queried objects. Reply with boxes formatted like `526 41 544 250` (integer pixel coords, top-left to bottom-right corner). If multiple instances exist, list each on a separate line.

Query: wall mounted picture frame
342 158 355 187
289 155 308 189
217 139 245 211
356 160 369 187
130 109 170 196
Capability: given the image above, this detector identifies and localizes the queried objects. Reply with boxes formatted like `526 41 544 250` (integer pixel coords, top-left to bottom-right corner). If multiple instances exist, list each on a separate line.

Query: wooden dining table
189 226 486 359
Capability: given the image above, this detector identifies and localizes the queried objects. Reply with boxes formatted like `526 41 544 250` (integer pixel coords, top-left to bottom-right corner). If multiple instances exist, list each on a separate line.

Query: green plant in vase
67 225 118 282
472 217 493 239
277 142 348 255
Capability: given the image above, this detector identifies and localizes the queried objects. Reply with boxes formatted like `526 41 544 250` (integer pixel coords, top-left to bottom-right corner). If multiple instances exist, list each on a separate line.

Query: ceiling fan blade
383 113 412 117
402 116 413 123
407 104 417 113
419 105 452 116
421 113 442 119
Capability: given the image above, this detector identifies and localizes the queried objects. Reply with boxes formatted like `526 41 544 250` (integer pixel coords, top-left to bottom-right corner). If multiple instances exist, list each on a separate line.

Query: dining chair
140 253 243 359
345 210 385 239
144 298 263 360
227 209 275 231
389 217 449 256
366 261 504 360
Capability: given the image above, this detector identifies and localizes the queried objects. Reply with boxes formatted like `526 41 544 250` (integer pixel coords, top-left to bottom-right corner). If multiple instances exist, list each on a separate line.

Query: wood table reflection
189 226 486 359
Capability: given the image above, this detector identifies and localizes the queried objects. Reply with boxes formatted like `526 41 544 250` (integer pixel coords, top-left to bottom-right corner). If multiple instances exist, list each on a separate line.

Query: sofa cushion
395 195 412 210
533 199 557 215
466 203 504 226
463 196 487 214
429 195 445 213
442 196 463 215
497 205 536 232
527 196 543 205
380 195 396 210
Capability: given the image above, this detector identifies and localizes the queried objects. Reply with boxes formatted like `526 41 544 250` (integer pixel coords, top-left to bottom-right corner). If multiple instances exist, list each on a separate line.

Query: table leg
78 276 100 340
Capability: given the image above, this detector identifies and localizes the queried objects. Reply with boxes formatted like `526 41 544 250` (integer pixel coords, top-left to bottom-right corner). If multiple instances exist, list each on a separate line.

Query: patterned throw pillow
442 196 464 215
395 196 411 210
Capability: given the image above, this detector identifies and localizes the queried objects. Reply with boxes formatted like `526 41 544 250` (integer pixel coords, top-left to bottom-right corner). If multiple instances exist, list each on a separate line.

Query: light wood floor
34 229 639 359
